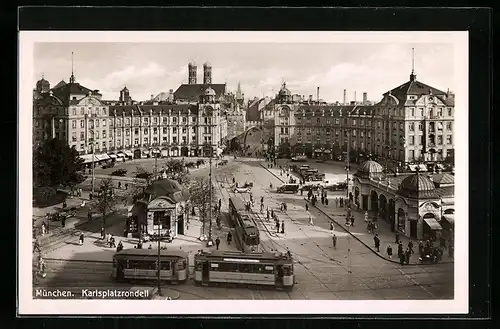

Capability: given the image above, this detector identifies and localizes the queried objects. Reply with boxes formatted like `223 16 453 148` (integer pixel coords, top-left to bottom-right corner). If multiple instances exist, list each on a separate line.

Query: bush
33 186 65 207
111 169 128 176
135 172 152 179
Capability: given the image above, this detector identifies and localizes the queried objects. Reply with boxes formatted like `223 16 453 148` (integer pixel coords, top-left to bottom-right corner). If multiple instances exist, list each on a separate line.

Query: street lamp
88 136 96 195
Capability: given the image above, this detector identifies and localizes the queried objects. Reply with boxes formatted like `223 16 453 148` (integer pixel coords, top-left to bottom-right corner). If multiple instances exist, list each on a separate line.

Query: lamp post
208 142 213 245
157 216 161 296
88 137 96 195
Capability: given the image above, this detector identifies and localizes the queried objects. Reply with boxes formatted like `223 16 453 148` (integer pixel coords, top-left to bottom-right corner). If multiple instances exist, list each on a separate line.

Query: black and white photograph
18 31 468 314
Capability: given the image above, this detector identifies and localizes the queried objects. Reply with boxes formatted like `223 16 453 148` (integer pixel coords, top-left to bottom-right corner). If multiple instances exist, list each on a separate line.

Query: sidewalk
259 161 454 266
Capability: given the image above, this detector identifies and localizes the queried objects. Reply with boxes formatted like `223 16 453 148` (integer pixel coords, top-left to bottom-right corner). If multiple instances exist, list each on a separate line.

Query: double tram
229 196 260 252
111 248 189 283
193 250 295 289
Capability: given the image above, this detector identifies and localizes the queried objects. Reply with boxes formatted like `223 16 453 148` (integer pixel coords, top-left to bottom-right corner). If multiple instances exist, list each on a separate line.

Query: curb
304 198 454 266
258 162 285 184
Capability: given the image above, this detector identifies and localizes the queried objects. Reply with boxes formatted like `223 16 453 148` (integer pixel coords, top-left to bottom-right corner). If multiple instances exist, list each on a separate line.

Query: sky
34 42 455 103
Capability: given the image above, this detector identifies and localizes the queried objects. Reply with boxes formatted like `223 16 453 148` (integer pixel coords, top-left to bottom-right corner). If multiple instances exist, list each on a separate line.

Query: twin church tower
188 61 212 84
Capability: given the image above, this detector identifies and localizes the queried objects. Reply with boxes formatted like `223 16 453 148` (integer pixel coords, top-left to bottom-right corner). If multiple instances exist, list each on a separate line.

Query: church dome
203 61 212 68
189 61 197 67
121 86 129 92
359 160 384 173
205 87 216 96
36 77 50 90
278 84 291 96
400 174 435 192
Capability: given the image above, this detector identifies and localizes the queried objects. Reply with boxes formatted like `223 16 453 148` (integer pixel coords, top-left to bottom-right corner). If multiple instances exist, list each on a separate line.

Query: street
36 156 454 300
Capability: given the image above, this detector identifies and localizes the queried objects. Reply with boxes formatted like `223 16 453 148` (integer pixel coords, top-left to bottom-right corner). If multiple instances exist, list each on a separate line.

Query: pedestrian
284 203 287 211
125 183 128 190
305 203 309 211
408 240 414 254
101 227 105 240
351 216 355 227
330 222 334 231
33 238 41 253
398 241 403 258
271 209 274 218
148 244 152 249
215 237 220 250
335 198 339 207
281 220 285 234
399 251 405 265
395 232 400 244
63 200 67 209
364 211 369 223
41 223 46 236
61 216 66 228
227 231 232 245
374 234 380 252
418 240 424 256
38 256 46 278
405 248 411 264
325 198 329 206
339 198 343 207
309 215 314 226
276 221 280 233
87 210 92 221
116 241 123 252
219 199 222 210
321 196 324 205
386 244 393 258
332 234 337 249
89 192 93 200
118 181 122 189
260 203 264 212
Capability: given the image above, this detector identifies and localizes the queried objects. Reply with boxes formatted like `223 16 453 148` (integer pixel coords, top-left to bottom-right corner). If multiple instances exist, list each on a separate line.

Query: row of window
67 117 214 129
73 135 213 151
407 135 453 146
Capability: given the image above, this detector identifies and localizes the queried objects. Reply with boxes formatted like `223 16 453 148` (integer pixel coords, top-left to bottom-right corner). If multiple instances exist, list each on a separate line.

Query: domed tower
188 61 197 84
119 86 131 103
201 86 216 103
36 74 50 94
203 62 212 84
355 160 385 180
277 82 292 103
398 172 437 199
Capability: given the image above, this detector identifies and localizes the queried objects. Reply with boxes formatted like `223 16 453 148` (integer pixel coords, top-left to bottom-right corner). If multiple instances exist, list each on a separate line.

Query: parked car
277 184 300 194
111 169 128 176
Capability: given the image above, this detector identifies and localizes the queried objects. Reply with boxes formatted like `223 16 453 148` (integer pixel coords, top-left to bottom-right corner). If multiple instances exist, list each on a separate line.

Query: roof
109 103 198 116
174 83 226 102
360 160 384 173
115 248 188 258
203 61 212 67
50 82 102 105
52 80 67 89
205 87 216 96
399 173 437 199
383 77 448 104
295 105 376 117
196 250 291 261
432 173 454 185
144 178 189 202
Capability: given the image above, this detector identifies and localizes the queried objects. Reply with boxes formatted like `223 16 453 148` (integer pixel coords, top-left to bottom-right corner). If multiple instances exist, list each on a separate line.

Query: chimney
317 87 320 101
169 89 174 101
363 92 368 105
343 89 347 105
350 101 356 105
309 95 313 102
354 91 357 103
151 94 154 100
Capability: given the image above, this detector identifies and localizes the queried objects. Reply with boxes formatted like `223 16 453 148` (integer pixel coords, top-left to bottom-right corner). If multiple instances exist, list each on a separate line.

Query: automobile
300 184 321 192
277 183 300 194
102 162 115 169
316 159 325 163
111 169 128 176
242 182 253 188
234 187 251 193
333 182 348 191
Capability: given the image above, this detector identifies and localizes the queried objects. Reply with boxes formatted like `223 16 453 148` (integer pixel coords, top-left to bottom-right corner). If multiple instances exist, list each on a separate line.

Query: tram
111 248 189 284
193 250 295 289
229 196 260 252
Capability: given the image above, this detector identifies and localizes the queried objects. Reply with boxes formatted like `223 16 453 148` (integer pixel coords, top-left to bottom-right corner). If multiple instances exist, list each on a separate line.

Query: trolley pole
208 144 213 244
157 221 161 295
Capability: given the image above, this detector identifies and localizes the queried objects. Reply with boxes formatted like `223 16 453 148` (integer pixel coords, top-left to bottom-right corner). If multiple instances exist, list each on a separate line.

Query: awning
79 154 99 164
161 150 169 157
423 217 442 230
124 150 133 157
324 150 331 153
314 149 323 152
116 153 125 158
152 149 160 154
108 153 117 159
143 150 150 155
418 164 428 172
441 215 454 225
96 154 111 161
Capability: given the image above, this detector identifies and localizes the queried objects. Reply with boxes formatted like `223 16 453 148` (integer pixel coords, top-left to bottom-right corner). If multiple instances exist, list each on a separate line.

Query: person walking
79 232 84 245
215 237 220 250
305 203 309 211
351 216 355 227
335 198 339 207
276 221 280 233
281 220 285 234
325 198 329 206
395 232 400 244
41 223 46 236
374 234 380 252
330 222 334 231
116 241 123 252
227 231 232 245
332 234 337 249
386 244 393 258
418 240 424 256
308 215 314 226
408 240 414 254
118 181 122 189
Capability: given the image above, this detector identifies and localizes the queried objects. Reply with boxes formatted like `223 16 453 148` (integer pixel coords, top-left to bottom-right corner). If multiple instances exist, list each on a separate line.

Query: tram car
229 196 260 252
193 250 295 289
111 248 189 284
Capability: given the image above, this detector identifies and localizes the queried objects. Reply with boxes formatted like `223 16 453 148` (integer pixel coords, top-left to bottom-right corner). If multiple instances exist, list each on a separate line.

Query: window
192 117 196 123
80 132 84 141
173 127 177 134
419 108 424 116
144 128 148 135
96 108 100 116
89 120 94 129
418 123 423 131
411 108 415 116
447 108 452 116
437 108 443 116
399 123 403 130
72 108 76 115
377 121 381 128
182 117 187 123
352 130 356 137
409 123 414 131
316 118 320 124
154 117 158 125
335 119 339 125
409 136 414 145
102 119 106 127
360 131 364 138
80 143 84 150
437 135 443 145
409 150 415 160
153 128 158 135
144 118 149 125
96 120 100 128
368 131 371 138
72 120 76 128
163 127 168 134
126 129 130 136
134 138 139 145
103 130 106 138
126 118 130 126
117 130 121 137
102 108 106 115
446 122 452 131
360 119 364 126
72 132 77 142
134 128 139 135
163 117 168 124
446 135 452 144
420 136 424 145
102 142 106 148
144 137 148 144
182 128 186 134
80 108 85 115
173 117 177 124
352 119 356 126
437 122 443 131
173 136 177 143
95 131 99 139
109 119 113 127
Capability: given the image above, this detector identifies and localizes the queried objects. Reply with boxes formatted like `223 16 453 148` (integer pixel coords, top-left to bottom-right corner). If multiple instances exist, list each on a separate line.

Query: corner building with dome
352 159 455 241
33 62 230 161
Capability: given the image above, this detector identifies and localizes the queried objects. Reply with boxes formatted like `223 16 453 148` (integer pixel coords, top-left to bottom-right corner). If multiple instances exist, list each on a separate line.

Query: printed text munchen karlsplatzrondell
81 289 150 299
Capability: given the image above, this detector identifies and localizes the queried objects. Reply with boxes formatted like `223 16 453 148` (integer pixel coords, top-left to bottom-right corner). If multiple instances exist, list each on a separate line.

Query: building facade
262 69 455 170
33 64 229 159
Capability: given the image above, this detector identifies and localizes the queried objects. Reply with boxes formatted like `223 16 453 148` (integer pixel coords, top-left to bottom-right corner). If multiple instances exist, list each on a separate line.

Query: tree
128 166 154 201
187 176 217 238
33 138 85 189
94 177 117 235
163 158 190 184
